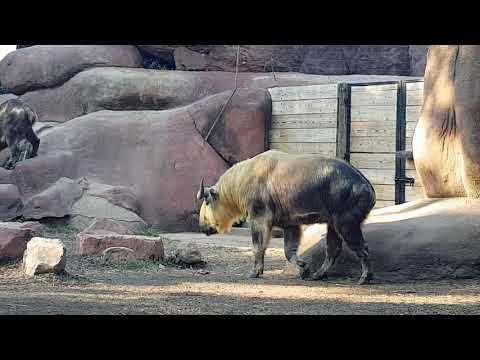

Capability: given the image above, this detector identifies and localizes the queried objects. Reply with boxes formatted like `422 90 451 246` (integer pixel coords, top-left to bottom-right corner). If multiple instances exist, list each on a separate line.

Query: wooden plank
350 121 397 137
269 142 336 156
271 113 337 129
351 90 397 106
268 84 338 101
406 82 424 91
350 137 396 153
406 105 422 123
372 184 396 201
350 153 396 170
405 186 425 201
272 98 337 115
375 200 395 208
406 89 424 106
351 105 397 122
406 138 413 151
406 158 416 170
357 168 396 185
351 84 398 92
269 128 336 143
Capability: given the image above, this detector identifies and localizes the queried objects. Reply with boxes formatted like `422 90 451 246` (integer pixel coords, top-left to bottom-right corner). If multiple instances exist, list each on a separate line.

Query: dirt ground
1 224 480 315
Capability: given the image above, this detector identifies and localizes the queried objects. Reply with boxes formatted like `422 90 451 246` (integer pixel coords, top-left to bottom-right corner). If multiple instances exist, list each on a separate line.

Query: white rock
23 237 66 277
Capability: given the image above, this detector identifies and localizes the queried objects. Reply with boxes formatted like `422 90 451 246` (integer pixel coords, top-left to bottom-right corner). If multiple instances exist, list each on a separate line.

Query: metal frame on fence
336 79 423 205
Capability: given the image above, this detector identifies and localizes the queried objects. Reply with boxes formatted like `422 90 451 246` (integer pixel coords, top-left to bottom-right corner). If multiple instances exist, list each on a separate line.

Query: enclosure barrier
267 80 425 208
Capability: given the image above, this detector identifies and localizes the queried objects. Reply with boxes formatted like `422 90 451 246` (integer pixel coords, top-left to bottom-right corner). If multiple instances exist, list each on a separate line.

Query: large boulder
300 45 411 75
19 67 419 124
173 45 305 72
140 45 417 75
10 88 269 230
299 198 480 282
0 93 17 104
22 177 86 220
0 184 23 221
0 221 43 261
413 45 480 198
0 45 143 95
22 237 66 277
409 45 430 76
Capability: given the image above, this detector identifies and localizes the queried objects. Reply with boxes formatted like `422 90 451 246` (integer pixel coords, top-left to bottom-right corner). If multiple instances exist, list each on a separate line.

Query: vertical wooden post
395 81 407 204
336 83 351 162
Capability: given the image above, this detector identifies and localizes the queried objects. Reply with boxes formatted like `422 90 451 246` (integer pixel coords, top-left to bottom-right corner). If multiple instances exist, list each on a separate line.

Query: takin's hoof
247 270 263 279
358 273 374 285
310 271 328 281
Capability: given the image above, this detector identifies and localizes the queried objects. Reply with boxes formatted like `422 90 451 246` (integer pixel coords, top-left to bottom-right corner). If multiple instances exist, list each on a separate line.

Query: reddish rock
23 237 66 276
299 198 480 281
0 168 13 184
12 88 269 230
174 45 305 72
76 233 164 260
0 45 143 95
191 88 270 164
82 218 135 236
0 221 44 261
102 247 137 262
19 66 418 124
300 45 411 75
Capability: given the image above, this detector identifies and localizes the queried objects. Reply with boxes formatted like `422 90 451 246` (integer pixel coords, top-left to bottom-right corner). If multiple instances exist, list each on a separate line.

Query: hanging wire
204 45 241 142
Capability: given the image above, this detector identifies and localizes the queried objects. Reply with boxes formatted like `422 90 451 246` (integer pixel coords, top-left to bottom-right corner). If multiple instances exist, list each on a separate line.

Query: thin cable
204 45 241 142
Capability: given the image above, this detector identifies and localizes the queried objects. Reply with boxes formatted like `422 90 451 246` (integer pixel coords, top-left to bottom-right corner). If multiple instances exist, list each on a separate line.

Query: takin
197 150 376 285
0 98 40 169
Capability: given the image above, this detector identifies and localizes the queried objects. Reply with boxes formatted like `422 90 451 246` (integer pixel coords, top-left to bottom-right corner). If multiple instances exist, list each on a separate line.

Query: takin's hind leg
4 138 21 170
336 221 373 285
282 225 304 277
248 221 272 279
310 222 343 281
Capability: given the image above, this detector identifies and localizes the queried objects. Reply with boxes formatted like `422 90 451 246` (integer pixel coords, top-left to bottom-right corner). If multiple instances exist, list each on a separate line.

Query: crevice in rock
189 109 232 167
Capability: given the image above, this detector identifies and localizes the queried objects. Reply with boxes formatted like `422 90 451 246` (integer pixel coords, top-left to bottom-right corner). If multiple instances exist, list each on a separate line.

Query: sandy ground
1 225 480 315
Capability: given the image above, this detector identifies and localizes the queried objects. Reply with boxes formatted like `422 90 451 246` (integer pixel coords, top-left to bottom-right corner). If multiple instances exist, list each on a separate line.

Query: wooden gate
267 80 425 208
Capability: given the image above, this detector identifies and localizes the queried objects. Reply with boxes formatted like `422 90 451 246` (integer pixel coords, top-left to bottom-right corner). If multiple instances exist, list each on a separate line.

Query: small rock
173 246 204 265
76 233 164 261
102 247 136 262
82 218 135 236
22 237 66 277
0 221 44 261
158 263 166 270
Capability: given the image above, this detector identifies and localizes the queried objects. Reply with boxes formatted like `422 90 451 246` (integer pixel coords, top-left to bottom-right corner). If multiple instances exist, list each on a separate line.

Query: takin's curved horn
197 178 207 200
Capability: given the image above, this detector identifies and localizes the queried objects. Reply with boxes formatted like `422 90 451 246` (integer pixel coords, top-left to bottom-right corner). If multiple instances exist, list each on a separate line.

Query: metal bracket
395 177 415 186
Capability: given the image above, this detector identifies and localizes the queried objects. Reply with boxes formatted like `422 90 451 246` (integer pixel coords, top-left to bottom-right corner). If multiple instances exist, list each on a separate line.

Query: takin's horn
197 178 207 201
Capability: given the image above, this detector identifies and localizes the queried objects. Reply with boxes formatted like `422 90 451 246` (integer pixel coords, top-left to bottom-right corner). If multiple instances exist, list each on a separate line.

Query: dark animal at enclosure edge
197 150 376 285
0 98 40 169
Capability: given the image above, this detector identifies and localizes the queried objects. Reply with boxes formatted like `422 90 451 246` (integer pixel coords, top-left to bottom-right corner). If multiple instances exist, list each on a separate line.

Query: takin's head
197 179 239 236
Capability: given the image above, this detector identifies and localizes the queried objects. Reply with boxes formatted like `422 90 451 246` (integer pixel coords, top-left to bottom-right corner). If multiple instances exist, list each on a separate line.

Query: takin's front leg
248 220 272 279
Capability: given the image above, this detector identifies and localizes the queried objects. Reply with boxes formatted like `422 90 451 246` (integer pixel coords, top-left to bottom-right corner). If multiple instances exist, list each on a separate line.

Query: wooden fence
267 80 425 208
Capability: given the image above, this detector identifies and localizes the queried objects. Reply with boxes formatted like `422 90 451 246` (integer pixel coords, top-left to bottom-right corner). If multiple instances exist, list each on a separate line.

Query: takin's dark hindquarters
197 150 376 285
0 99 40 169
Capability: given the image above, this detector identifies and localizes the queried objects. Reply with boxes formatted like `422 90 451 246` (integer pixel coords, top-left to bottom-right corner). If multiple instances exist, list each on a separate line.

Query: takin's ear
208 188 219 202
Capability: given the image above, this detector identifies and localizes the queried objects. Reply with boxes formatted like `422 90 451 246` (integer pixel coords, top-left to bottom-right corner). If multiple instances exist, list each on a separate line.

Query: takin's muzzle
199 224 217 236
